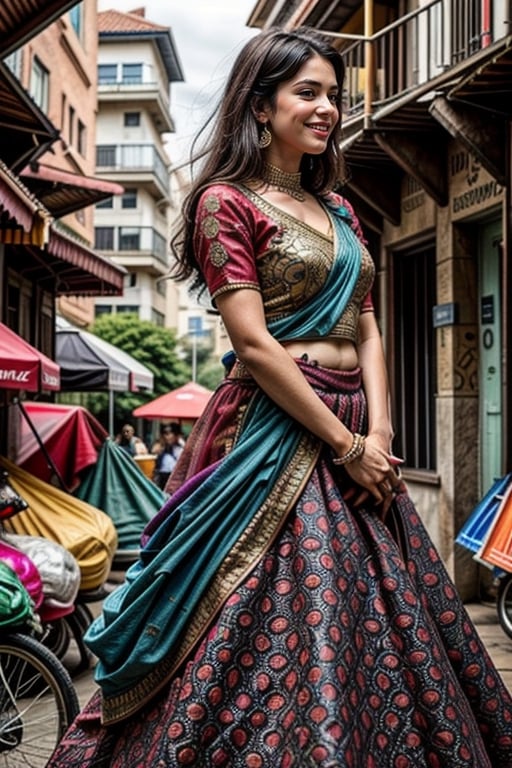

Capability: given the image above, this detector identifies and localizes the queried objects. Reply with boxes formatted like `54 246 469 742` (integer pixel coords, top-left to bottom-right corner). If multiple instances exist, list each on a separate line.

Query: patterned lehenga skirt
47 362 512 768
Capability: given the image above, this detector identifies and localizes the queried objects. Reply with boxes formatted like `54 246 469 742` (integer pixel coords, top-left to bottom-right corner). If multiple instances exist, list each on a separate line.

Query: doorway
478 218 503 495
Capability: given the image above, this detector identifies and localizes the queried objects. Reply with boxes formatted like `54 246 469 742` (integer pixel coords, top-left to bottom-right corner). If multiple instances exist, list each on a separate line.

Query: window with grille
393 244 437 470
122 63 142 84
30 57 49 111
94 227 114 250
122 189 137 209
96 145 116 166
119 228 140 250
98 64 117 84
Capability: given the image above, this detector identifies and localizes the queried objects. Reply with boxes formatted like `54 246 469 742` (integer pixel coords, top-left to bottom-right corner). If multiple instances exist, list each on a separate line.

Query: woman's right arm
216 287 354 457
216 287 399 506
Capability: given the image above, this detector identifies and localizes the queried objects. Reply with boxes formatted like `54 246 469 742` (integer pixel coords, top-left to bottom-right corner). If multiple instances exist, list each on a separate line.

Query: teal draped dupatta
85 199 363 724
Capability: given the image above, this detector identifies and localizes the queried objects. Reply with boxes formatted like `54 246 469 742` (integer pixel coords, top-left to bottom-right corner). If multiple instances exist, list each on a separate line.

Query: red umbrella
0 322 60 391
132 382 213 420
16 402 107 490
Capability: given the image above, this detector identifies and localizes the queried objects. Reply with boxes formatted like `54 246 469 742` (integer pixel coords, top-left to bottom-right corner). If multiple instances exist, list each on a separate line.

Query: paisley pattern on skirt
46 364 512 767
48 462 512 767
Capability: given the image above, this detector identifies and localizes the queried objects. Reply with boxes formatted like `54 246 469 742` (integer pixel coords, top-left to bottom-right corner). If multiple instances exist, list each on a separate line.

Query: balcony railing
96 144 169 194
338 0 498 117
94 226 168 265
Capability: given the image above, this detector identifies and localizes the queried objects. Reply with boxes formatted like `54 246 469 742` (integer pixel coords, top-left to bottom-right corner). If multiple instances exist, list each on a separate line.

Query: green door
479 218 502 495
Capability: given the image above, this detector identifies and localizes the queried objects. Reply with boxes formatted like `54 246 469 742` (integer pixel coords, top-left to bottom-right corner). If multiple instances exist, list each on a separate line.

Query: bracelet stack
332 433 366 466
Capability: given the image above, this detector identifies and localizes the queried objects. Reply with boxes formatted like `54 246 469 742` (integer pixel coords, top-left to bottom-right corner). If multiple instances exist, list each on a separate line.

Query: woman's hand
341 432 403 515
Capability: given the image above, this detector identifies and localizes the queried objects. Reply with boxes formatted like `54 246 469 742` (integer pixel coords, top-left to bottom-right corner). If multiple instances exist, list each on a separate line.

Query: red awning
20 162 125 218
132 382 213 420
0 322 60 391
16 402 107 489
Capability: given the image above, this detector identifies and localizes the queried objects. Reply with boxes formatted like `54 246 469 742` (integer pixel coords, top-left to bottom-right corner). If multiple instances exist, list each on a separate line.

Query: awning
55 316 154 392
16 401 108 490
20 162 125 218
0 159 52 246
133 381 212 420
0 321 60 391
0 0 82 59
0 62 59 171
45 228 126 295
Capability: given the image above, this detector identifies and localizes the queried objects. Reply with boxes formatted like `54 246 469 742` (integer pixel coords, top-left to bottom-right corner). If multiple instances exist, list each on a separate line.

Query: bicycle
0 562 79 767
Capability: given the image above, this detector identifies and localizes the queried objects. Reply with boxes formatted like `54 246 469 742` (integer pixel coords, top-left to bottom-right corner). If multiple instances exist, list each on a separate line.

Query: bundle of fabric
75 439 166 553
0 457 117 592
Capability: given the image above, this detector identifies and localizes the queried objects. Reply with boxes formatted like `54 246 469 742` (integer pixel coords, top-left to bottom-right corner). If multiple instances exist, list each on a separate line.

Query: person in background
47 26 512 767
113 424 146 458
151 422 185 490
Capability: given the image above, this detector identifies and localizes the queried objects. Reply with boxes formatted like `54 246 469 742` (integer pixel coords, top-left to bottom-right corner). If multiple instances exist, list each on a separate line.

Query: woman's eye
298 89 315 98
329 94 339 104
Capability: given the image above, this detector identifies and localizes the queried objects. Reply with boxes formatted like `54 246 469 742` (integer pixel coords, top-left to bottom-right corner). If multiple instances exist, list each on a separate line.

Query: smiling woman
46 26 512 768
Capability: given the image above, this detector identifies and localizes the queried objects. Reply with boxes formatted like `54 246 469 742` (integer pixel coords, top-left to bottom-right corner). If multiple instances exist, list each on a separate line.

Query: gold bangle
332 433 366 466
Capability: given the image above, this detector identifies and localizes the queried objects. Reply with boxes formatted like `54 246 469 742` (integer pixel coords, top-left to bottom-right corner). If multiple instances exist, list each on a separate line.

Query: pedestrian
151 422 185 490
113 423 147 457
47 26 512 767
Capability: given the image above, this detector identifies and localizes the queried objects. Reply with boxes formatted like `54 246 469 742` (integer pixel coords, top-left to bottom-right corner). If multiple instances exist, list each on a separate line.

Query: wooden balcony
329 0 512 229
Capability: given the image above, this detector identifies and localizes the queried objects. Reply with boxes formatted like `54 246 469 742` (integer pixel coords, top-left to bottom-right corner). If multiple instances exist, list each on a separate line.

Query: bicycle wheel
0 632 79 767
497 573 512 639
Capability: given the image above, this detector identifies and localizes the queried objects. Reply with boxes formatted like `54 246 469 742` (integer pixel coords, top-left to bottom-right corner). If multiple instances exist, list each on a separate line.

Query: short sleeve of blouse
194 185 260 300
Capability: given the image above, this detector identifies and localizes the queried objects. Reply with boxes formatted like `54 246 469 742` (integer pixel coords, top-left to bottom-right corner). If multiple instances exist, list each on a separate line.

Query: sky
97 0 259 166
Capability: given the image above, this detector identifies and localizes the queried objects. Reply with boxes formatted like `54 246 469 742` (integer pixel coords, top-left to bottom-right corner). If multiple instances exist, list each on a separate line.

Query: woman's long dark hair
170 26 346 288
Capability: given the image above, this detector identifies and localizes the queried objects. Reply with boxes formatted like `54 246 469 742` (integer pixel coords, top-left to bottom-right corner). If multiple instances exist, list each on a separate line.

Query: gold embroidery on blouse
208 241 229 268
204 194 221 213
202 214 220 239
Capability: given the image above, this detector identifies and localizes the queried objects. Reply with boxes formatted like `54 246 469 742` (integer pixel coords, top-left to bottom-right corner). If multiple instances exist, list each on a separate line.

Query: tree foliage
85 314 190 430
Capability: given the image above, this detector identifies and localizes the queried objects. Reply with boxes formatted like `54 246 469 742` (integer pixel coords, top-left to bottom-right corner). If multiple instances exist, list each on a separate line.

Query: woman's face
262 54 340 169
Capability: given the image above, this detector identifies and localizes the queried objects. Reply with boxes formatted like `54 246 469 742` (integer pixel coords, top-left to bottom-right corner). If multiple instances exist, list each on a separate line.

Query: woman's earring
258 125 272 149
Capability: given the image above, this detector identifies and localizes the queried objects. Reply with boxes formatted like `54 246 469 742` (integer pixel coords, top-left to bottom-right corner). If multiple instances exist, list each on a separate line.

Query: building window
119 228 140 250
77 119 86 156
393 244 437 470
30 57 49 111
96 145 116 166
151 309 165 326
96 197 113 209
124 112 140 127
69 2 84 41
68 105 75 146
94 227 114 250
124 273 137 288
98 64 117 84
95 305 112 317
121 189 137 209
122 63 142 84
4 49 21 78
118 305 139 314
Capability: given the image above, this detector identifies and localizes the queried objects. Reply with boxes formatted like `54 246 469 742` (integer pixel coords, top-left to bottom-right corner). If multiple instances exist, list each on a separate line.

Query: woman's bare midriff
283 338 359 371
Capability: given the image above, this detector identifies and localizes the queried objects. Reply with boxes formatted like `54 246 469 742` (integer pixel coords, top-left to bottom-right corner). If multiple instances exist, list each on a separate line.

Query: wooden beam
430 95 507 187
373 130 448 206
346 164 401 225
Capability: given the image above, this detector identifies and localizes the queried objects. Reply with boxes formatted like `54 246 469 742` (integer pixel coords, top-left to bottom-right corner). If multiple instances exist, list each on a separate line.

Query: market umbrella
55 316 154 434
0 321 60 391
132 381 213 421
15 401 108 490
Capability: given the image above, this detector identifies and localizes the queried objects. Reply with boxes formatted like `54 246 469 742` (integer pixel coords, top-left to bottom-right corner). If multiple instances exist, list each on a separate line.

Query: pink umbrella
132 382 213 421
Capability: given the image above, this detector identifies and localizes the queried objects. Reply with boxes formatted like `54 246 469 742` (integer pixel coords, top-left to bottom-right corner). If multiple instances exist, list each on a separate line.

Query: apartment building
7 0 124 328
93 7 183 326
248 0 512 596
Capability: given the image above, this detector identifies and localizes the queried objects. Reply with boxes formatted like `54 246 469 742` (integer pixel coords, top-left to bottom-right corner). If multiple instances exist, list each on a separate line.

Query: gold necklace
261 163 306 202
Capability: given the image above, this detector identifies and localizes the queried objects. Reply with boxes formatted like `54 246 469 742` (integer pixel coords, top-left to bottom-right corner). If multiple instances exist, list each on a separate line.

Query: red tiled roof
98 9 168 34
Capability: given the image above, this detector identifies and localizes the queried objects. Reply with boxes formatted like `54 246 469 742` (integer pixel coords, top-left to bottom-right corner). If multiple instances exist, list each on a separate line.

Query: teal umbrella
75 440 166 552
